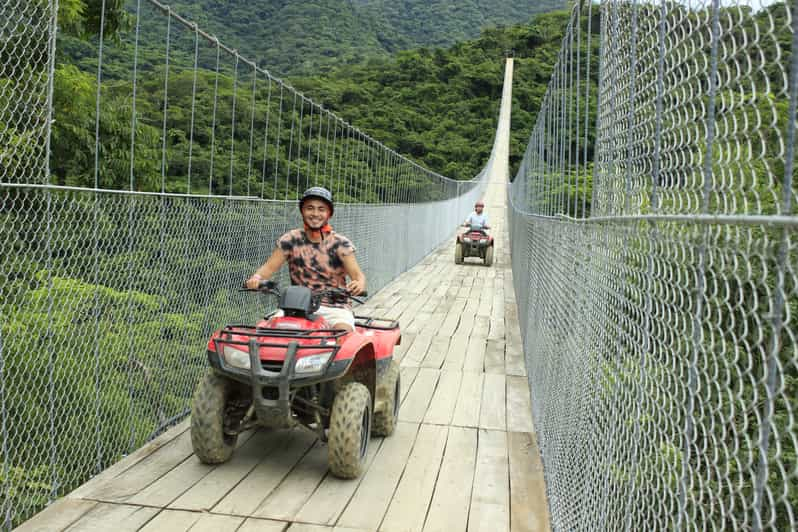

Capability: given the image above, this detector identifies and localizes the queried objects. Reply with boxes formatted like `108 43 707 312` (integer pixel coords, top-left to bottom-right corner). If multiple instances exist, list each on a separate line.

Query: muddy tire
191 370 237 464
328 382 372 479
455 243 464 264
373 361 400 436
484 245 494 267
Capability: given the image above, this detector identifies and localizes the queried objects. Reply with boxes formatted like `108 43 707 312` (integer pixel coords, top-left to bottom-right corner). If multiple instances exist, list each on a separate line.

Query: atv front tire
484 245 494 267
328 382 372 479
191 370 237 464
455 243 464 264
373 360 400 436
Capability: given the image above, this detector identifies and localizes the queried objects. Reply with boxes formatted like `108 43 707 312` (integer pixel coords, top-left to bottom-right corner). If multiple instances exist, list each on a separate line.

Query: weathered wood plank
399 366 420 404
238 517 289 532
423 370 463 426
285 524 368 532
398 368 440 423
454 299 479 337
380 423 448 532
400 333 432 367
468 430 510 532
506 376 534 434
14 499 98 532
463 336 486 373
420 312 448 338
483 338 506 375
212 429 317 515
64 502 159 531
405 311 433 334
293 438 383 526
456 284 472 299
189 513 247 532
451 372 484 428
472 316 490 338
505 342 526 377
81 430 194 502
67 421 189 500
392 331 415 364
423 427 478 532
335 422 420 530
125 452 214 507
508 432 551 532
169 429 279 511
443 333 469 371
421 336 451 369
138 509 201 531
254 441 329 521
479 374 506 431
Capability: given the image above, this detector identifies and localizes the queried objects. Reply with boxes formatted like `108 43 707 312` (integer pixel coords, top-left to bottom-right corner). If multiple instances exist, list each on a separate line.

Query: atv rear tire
191 370 237 464
455 243 464 264
328 382 372 479
484 245 494 267
373 360 400 436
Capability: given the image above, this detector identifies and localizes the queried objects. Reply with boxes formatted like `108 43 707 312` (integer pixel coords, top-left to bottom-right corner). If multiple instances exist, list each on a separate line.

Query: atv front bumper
461 241 490 257
207 340 349 429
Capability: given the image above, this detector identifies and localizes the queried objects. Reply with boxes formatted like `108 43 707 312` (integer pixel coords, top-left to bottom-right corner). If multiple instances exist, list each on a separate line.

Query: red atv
455 224 494 266
190 281 401 479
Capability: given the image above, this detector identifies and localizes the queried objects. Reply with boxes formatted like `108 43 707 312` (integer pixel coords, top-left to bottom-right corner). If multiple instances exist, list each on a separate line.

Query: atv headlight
463 237 471 243
295 352 334 374
223 345 251 370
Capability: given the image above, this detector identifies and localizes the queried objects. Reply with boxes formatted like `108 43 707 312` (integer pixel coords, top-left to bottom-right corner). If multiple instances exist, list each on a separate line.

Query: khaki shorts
274 305 355 329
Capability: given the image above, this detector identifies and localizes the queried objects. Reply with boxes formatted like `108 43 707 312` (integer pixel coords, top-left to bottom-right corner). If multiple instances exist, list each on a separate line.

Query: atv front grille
261 360 283 373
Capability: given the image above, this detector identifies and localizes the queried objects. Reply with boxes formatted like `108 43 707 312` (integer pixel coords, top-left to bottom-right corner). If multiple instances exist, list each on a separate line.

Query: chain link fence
0 0 486 527
0 0 56 185
509 0 796 529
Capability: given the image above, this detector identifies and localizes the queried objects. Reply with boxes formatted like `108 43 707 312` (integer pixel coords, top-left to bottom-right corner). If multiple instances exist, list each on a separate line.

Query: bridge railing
509 0 796 529
0 1 489 527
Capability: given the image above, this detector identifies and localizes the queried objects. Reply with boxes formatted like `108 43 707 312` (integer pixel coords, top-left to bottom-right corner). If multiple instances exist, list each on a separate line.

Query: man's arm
245 247 286 288
341 253 366 295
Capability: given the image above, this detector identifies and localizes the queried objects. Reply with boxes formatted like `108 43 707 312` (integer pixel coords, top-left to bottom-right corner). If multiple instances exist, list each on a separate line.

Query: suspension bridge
2 0 798 530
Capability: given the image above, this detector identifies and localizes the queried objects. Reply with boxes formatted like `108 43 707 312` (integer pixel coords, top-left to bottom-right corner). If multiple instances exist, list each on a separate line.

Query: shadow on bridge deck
17 180 549 532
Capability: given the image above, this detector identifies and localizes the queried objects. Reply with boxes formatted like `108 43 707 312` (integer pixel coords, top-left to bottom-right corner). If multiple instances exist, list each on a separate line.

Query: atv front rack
354 316 400 330
222 324 348 340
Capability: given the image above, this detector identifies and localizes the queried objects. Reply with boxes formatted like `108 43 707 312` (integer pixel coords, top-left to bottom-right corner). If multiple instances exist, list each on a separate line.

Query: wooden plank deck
16 181 550 532
17 59 550 532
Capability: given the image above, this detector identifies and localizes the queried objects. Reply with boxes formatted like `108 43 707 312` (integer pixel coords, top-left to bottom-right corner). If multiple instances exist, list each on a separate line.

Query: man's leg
318 305 355 333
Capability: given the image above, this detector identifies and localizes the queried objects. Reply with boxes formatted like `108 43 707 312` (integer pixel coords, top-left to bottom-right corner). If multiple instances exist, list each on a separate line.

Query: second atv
455 223 494 266
190 281 401 479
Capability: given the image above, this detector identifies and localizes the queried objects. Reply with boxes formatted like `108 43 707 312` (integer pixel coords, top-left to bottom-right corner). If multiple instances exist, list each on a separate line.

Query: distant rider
245 186 366 332
463 200 490 231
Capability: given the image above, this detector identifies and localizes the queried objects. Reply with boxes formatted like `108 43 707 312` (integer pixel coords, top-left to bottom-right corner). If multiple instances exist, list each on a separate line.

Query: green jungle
1 0 796 528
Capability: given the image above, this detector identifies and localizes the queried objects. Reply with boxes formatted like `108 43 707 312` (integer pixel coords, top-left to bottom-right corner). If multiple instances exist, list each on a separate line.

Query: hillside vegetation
53 4 586 193
130 0 567 76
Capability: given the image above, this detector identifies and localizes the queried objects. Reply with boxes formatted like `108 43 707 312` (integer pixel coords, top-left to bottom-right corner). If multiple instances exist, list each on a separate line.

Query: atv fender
334 335 377 409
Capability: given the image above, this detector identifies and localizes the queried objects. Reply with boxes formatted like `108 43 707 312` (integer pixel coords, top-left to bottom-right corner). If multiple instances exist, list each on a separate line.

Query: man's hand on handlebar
346 278 366 296
244 274 263 289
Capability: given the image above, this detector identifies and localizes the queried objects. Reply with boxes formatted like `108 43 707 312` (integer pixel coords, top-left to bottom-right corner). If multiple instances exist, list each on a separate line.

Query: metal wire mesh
0 1 486 527
0 0 56 185
510 0 797 529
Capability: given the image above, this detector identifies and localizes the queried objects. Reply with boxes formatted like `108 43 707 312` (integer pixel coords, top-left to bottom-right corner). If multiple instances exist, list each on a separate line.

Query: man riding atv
245 186 366 331
191 187 401 479
463 200 490 232
455 200 494 266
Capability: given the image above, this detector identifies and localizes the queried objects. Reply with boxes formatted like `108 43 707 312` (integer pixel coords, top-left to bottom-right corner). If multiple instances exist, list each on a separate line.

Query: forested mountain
52 4 586 195
290 10 590 181
127 0 566 76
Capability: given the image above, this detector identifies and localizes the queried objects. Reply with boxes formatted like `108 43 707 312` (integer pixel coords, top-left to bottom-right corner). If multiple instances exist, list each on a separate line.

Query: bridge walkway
18 59 549 532
17 180 549 532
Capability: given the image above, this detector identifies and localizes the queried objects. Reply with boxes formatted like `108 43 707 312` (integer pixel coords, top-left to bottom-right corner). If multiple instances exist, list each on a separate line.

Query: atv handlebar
239 281 367 304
